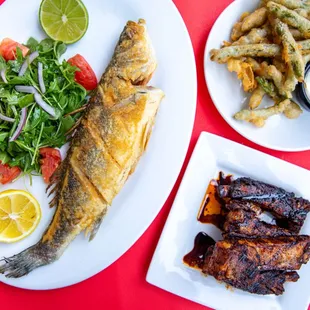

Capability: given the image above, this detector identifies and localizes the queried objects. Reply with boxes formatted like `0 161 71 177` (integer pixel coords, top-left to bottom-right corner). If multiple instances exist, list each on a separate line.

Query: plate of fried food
0 0 196 290
205 0 310 151
147 132 310 310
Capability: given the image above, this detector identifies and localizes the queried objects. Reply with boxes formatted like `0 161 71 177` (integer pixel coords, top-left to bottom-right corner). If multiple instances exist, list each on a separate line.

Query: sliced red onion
9 108 27 142
0 112 15 123
34 93 56 117
38 62 46 94
0 69 7 84
18 51 39 77
15 85 38 94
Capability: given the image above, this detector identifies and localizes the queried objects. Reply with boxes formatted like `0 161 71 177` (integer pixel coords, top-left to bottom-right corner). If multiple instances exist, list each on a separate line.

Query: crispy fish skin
0 19 164 278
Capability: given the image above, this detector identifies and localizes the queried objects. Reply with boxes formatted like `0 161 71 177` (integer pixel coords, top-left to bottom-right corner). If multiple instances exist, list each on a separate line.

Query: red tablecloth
0 1 310 309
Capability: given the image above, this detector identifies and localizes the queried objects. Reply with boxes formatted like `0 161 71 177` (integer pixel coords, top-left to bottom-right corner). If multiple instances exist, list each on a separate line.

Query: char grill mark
225 200 262 215
223 209 293 239
218 177 310 233
202 236 310 295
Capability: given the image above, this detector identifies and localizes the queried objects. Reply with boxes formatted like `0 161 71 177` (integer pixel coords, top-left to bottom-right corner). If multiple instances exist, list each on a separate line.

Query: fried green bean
298 38 310 50
283 66 298 93
232 27 269 45
254 62 289 97
255 61 273 77
234 99 291 127
262 0 310 10
267 65 291 97
256 76 279 98
249 85 266 109
294 8 309 18
274 19 304 81
231 22 244 41
272 58 287 72
245 57 262 71
231 12 251 41
284 100 303 118
241 8 268 32
290 28 305 39
267 2 310 38
303 53 310 62
210 44 281 64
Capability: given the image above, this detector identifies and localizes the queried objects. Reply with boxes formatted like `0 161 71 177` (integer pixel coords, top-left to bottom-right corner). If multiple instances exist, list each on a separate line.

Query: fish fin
47 157 69 208
0 242 56 278
87 209 108 241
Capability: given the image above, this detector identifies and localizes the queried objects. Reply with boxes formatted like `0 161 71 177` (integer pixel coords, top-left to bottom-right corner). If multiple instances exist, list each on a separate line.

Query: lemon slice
0 190 41 243
39 0 89 44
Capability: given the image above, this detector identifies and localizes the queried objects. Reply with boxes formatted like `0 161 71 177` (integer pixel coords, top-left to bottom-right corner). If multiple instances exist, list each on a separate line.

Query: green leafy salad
0 37 87 176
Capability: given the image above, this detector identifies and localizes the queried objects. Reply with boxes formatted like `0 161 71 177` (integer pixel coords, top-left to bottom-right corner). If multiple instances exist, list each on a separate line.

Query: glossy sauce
183 232 216 270
197 172 232 229
184 173 233 270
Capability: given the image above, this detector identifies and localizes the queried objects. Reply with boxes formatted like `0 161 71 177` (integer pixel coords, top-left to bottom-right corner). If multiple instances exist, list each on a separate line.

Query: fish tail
0 242 58 278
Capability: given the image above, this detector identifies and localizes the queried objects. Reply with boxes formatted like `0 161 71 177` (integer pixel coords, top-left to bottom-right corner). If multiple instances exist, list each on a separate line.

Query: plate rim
0 0 197 290
146 131 310 310
203 0 310 152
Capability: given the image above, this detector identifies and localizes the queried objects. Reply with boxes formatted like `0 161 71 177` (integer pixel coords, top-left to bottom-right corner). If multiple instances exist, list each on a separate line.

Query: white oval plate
204 0 310 152
0 0 197 290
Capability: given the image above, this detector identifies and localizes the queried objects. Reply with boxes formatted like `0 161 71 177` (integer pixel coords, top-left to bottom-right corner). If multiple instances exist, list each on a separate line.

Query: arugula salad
0 37 95 183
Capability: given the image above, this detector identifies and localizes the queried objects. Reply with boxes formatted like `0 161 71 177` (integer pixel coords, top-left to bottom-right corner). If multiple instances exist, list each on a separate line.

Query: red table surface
0 0 310 309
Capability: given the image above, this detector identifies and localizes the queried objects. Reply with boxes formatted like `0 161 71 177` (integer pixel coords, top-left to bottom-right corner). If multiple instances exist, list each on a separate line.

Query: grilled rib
225 200 262 216
223 209 293 239
202 236 309 295
218 177 310 232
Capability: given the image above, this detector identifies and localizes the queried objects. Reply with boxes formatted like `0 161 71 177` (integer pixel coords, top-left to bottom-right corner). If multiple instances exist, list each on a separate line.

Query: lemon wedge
0 190 41 243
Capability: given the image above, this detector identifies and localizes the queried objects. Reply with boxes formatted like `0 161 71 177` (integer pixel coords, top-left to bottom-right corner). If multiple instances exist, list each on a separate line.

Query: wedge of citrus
0 190 41 243
39 0 89 44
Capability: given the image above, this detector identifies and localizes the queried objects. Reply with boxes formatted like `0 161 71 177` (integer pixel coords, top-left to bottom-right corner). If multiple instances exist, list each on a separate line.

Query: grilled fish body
0 19 164 278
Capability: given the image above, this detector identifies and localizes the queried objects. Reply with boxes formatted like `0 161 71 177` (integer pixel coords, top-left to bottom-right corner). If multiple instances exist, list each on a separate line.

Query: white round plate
0 0 196 290
204 0 310 152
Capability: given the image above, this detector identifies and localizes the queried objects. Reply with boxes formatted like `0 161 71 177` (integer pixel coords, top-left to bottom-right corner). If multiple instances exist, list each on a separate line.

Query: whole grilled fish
0 19 164 278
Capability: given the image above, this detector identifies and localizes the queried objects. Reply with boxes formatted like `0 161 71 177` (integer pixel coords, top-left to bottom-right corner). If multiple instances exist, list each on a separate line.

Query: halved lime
39 0 89 44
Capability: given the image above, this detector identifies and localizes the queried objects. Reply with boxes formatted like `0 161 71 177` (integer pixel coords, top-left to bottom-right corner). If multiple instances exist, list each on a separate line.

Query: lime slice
39 0 89 44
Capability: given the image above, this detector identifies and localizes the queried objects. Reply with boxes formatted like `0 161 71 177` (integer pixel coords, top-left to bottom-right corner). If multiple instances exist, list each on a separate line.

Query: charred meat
223 209 293 239
202 236 310 295
218 177 310 232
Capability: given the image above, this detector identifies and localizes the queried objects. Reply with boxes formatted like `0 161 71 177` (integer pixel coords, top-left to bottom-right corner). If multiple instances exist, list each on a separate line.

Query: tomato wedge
39 148 62 184
68 54 98 90
0 38 29 61
0 162 21 184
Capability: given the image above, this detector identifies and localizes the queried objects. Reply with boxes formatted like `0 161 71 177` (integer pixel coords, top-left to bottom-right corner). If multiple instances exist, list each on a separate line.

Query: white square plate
146 132 310 310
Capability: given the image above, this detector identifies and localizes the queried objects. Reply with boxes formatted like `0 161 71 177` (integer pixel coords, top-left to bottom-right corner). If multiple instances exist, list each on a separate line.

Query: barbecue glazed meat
203 236 310 274
218 177 289 200
218 177 310 232
225 200 262 216
223 209 293 239
202 236 309 295
203 244 299 295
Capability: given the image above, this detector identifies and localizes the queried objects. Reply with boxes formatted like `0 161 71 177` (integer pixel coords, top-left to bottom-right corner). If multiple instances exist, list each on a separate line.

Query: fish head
112 19 157 85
